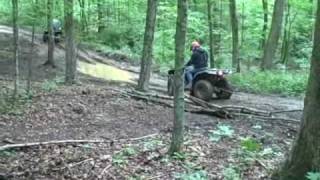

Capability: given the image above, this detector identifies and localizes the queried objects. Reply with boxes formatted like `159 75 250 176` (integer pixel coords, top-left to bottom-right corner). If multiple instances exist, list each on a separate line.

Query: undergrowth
229 70 308 96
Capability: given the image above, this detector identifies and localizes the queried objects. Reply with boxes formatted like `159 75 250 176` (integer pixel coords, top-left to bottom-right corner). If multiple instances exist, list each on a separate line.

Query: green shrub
229 70 308 96
306 172 320 180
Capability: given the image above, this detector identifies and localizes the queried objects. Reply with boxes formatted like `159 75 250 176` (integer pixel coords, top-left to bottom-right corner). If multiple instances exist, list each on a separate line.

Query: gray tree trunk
45 0 55 67
229 0 240 72
12 0 19 96
169 0 188 155
276 1 320 179
65 0 77 85
207 0 215 68
261 0 268 49
261 0 285 70
137 0 159 91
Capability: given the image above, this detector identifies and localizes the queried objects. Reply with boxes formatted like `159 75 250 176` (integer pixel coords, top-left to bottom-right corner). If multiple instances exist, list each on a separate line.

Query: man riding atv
167 40 233 101
185 41 209 88
43 18 62 43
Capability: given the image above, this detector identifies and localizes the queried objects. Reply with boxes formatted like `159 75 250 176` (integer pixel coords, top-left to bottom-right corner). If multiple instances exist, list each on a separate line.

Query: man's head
190 41 200 51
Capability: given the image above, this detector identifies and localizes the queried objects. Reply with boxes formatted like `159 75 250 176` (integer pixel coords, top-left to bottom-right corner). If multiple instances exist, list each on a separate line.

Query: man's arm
186 53 199 66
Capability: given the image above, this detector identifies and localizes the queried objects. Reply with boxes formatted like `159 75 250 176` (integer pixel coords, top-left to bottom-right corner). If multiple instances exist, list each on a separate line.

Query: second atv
167 68 233 101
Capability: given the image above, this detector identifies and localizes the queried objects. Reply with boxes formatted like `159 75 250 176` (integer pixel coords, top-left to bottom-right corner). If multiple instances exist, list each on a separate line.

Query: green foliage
41 77 64 92
172 152 188 161
0 87 32 115
306 172 320 180
0 149 16 157
112 146 137 166
143 139 164 151
175 170 208 180
209 124 234 142
229 70 308 96
240 137 261 152
222 166 242 180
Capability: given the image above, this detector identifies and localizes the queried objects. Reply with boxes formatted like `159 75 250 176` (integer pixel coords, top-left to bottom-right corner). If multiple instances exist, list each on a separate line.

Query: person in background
185 41 209 88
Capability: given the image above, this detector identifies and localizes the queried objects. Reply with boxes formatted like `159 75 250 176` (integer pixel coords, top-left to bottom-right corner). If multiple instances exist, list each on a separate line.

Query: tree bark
280 1 290 66
261 0 285 70
261 0 268 49
137 0 159 91
27 23 35 94
276 0 320 179
45 0 55 67
229 0 240 72
207 0 215 68
169 0 188 155
65 0 77 85
97 0 104 33
78 0 88 33
12 0 19 96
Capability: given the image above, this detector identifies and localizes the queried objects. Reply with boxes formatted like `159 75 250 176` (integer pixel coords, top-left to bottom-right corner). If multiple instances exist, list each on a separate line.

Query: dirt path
0 25 304 180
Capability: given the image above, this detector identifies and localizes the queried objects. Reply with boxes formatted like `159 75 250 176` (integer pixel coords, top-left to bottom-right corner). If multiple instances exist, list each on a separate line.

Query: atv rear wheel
193 80 214 101
167 74 174 96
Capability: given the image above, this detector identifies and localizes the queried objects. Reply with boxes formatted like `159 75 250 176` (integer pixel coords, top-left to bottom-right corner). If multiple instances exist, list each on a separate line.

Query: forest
0 0 319 179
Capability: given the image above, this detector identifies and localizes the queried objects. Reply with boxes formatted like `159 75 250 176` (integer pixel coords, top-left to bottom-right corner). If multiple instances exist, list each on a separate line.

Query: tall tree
278 0 320 180
137 0 159 91
261 0 268 49
97 0 104 33
44 0 55 67
65 0 77 84
78 0 88 33
12 0 19 96
169 0 188 154
261 0 285 70
276 1 320 179
207 0 215 68
229 0 240 72
27 0 38 94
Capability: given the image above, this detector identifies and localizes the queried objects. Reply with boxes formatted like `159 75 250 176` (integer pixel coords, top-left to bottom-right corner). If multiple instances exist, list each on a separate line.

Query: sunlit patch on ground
78 61 134 83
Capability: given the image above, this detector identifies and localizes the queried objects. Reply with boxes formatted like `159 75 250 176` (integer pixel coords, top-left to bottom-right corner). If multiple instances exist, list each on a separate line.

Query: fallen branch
0 133 158 151
236 114 300 124
270 109 303 115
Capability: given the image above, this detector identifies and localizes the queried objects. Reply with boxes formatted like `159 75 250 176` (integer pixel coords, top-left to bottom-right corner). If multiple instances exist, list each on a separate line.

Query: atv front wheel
215 80 233 99
193 80 214 101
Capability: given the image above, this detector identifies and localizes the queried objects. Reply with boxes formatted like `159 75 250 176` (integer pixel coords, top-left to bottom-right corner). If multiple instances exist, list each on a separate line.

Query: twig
99 164 112 178
69 158 93 168
256 159 269 170
0 133 158 151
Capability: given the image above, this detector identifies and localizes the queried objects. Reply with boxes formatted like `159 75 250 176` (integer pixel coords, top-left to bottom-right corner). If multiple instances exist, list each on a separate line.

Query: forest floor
0 26 304 180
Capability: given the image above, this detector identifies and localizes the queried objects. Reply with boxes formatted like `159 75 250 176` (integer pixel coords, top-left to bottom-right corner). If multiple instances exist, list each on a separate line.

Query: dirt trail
0 25 304 180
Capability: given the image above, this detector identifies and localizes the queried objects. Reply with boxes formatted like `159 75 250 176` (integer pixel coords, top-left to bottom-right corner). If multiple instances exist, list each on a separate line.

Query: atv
43 31 62 43
167 68 233 101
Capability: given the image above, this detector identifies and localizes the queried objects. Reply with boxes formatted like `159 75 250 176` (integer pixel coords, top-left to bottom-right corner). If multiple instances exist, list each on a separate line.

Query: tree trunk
261 0 268 49
169 0 188 155
207 0 215 68
78 0 88 34
45 0 55 67
276 1 320 179
260 0 285 70
97 0 104 33
65 0 77 85
12 0 19 97
27 22 35 94
137 0 159 91
280 1 290 66
229 0 240 72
